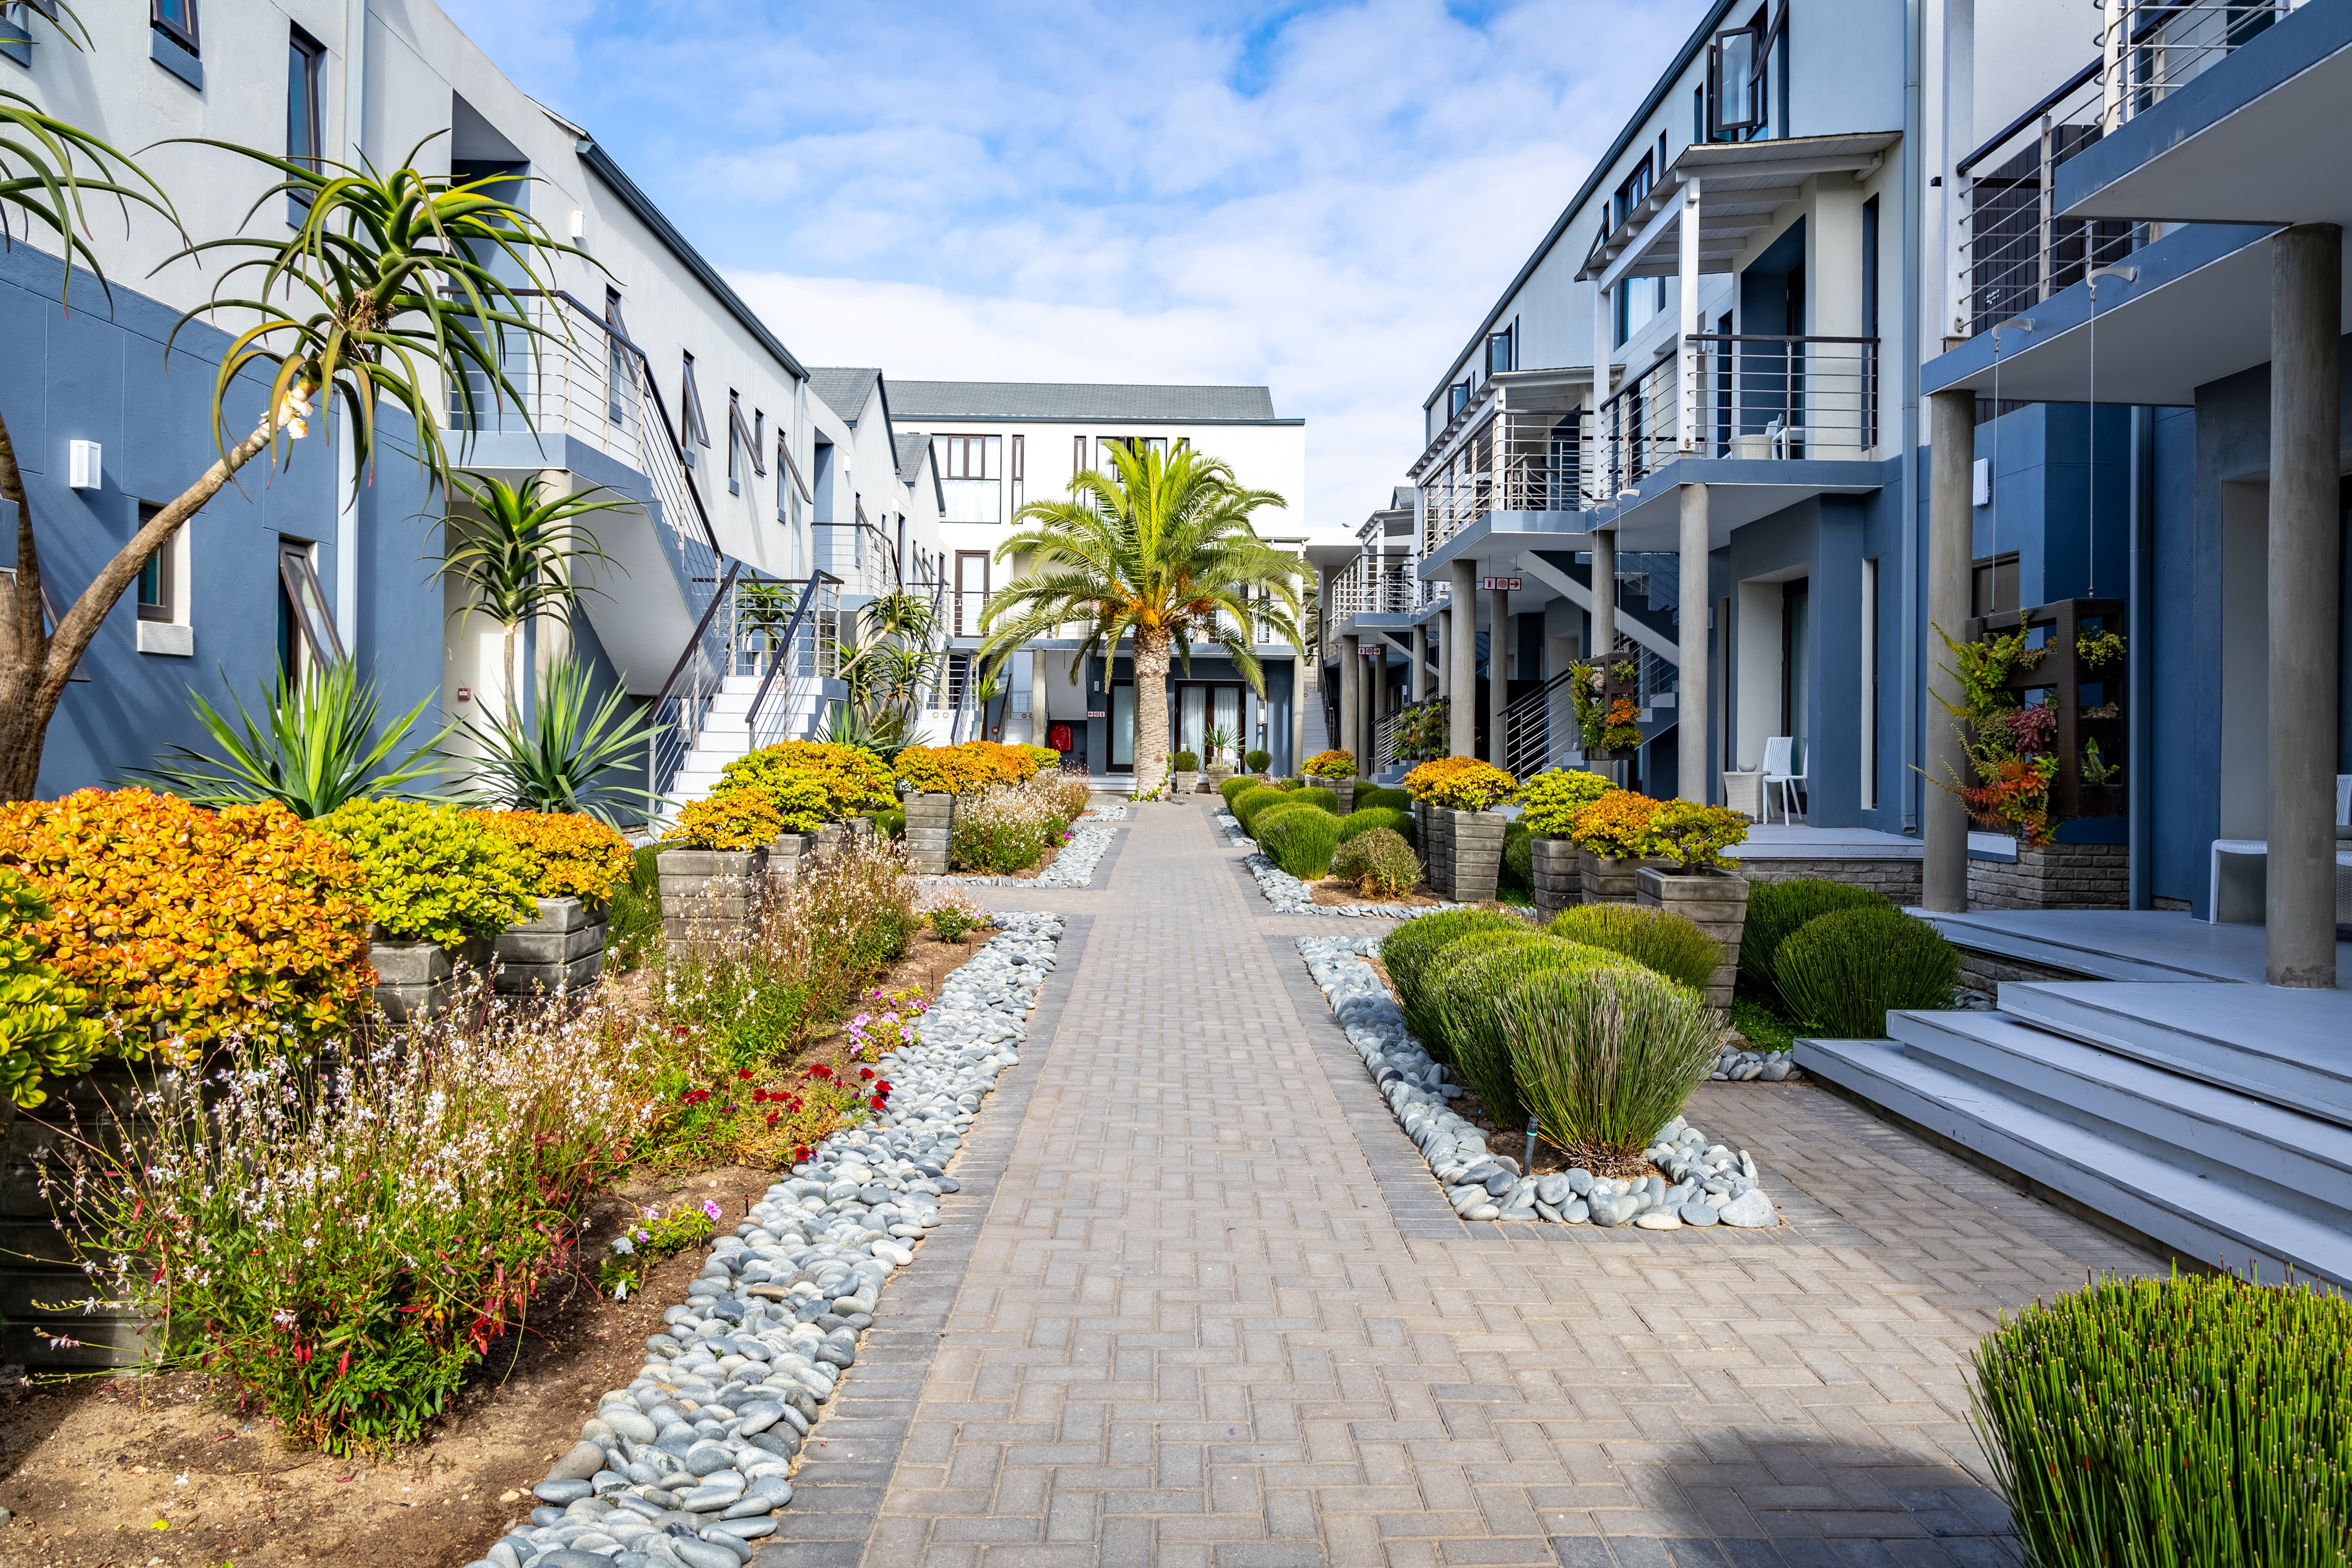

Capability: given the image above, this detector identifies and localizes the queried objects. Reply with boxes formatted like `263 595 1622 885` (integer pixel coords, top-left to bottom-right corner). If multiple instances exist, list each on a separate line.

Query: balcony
1328 555 1432 621
1595 333 1879 499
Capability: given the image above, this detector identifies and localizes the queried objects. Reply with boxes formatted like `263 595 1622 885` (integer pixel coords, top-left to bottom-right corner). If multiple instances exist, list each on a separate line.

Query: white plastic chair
1760 735 1807 823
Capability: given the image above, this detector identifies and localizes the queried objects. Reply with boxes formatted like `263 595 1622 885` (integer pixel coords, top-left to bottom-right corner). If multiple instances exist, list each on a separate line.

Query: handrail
653 560 741 707
744 567 834 736
1955 57 2103 177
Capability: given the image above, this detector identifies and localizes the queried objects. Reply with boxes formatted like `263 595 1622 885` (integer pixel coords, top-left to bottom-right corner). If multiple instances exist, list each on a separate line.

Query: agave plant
459 655 662 825
126 661 448 818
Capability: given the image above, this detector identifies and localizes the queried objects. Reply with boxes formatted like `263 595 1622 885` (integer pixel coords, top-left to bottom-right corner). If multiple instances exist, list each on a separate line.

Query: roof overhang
1407 366 1596 481
1576 132 1900 285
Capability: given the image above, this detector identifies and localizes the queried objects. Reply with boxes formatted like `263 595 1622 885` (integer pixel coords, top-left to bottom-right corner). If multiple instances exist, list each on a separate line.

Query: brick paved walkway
766 803 2156 1568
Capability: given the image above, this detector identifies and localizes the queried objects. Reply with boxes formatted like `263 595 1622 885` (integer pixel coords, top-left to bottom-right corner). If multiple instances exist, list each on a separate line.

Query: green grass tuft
1774 905 1958 1037
1545 903 1721 993
1739 878 1887 1002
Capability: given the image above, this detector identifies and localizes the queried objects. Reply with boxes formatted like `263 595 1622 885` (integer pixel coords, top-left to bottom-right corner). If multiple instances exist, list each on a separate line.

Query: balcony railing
1329 556 1427 618
1595 334 1879 498
1951 2 2284 336
1420 407 1588 555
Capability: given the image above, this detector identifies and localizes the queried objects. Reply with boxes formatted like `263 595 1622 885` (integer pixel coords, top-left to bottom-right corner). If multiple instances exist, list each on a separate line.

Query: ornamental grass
1430 940 1634 1131
1290 786 1341 816
1232 785 1291 834
1502 963 1720 1163
1969 1273 2352 1567
1738 878 1887 1003
950 775 1082 875
1355 785 1412 812
1545 903 1722 994
1331 827 1420 897
1379 909 1522 1036
1406 927 1554 1057
1774 905 1959 1037
1336 806 1413 845
1258 805 1343 880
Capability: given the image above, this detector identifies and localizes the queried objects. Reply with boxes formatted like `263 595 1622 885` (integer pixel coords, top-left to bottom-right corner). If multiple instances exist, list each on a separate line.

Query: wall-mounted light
67 440 101 490
568 209 585 240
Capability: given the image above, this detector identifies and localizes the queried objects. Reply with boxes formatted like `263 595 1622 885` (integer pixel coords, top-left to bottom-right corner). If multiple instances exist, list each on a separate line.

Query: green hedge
1219 776 1257 809
1774 905 1958 1037
1335 807 1412 845
1740 878 1886 1001
1245 749 1271 772
1292 786 1340 816
1232 785 1291 834
1172 750 1200 772
1258 806 1342 880
1502 822 1532 894
1545 903 1721 993
1355 785 1412 812
1972 1273 2352 1567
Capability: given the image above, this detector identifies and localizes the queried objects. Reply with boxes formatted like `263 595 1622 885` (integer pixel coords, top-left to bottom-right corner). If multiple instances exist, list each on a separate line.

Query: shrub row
1741 878 1959 1037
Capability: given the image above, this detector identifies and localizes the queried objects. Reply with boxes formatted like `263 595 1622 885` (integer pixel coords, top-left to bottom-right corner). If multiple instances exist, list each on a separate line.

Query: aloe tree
977 444 1303 796
0 9 590 799
441 473 627 703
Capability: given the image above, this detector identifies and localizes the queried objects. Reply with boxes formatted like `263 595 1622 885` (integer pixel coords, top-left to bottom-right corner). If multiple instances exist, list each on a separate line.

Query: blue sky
439 0 1714 530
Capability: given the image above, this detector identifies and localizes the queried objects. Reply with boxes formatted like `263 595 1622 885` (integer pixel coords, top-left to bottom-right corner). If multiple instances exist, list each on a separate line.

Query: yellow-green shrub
1403 756 1518 811
664 789 787 852
719 741 895 818
319 799 538 947
467 810 634 904
1512 769 1616 836
0 788 373 1060
0 868 106 1107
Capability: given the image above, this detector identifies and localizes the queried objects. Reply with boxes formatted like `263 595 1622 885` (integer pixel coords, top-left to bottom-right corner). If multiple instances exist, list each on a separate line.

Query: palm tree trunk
1132 626 1171 798
0 402 288 801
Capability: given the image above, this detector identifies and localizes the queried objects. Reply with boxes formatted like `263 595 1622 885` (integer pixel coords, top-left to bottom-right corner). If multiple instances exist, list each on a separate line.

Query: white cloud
440 0 1713 525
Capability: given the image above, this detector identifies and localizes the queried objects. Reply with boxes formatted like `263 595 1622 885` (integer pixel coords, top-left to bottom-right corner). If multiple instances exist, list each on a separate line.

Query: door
1178 686 1206 762
1109 683 1135 772
955 552 989 637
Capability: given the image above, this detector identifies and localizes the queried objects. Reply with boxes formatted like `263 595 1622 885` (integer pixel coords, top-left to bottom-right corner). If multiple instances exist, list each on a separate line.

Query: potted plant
893 745 975 874
1511 769 1617 914
1566 790 1669 905
657 788 785 942
470 809 634 996
1402 756 1518 901
1244 747 1271 777
1171 750 1201 796
1305 748 1358 814
1570 660 1644 761
1633 800 1752 1013
316 799 538 1020
1201 724 1236 788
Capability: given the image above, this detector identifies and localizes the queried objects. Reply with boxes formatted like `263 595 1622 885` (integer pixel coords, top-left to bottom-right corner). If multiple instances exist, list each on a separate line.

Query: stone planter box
1636 867 1749 1014
1435 807 1507 903
658 847 768 944
766 832 814 891
494 897 606 997
1173 770 1199 796
1530 836 1581 914
1581 847 1671 904
813 822 847 861
902 792 954 874
371 931 493 1021
1968 840 2129 910
0 1067 166 1368
1204 764 1234 790
1327 779 1356 815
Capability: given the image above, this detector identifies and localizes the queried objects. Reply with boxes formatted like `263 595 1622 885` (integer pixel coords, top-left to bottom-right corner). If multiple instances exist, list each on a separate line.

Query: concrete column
1338 633 1361 772
1407 623 1425 702
1590 530 1617 667
1448 559 1478 757
1678 484 1710 802
2266 223 2344 988
1923 387 1976 912
1487 588 1510 766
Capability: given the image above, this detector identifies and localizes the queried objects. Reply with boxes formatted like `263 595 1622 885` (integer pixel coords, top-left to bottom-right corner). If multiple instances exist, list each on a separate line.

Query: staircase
1797 981 2352 1288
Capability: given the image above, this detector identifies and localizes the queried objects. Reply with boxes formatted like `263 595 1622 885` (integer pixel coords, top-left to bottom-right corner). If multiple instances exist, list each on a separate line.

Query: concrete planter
1530 836 1581 914
1636 867 1749 1014
1203 764 1234 789
1173 770 1199 796
901 792 954 874
1580 847 1672 904
813 822 847 861
1437 807 1508 903
1968 840 2129 910
1327 779 1356 815
370 931 493 1021
493 897 607 997
657 847 768 944
0 1067 167 1368
765 832 815 892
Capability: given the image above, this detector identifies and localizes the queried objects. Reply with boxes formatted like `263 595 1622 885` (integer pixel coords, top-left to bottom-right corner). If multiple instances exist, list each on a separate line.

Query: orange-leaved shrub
468 809 634 904
895 740 1036 795
0 787 373 1060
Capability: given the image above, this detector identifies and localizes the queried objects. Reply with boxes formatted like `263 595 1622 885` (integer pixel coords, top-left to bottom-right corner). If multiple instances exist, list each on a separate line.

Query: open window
679 351 711 463
276 539 342 686
603 288 635 426
151 0 198 55
726 392 763 494
1708 2 1784 142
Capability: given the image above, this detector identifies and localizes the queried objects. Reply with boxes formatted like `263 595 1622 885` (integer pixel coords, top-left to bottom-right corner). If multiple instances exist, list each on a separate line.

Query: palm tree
0 4 590 798
977 443 1303 797
440 473 628 703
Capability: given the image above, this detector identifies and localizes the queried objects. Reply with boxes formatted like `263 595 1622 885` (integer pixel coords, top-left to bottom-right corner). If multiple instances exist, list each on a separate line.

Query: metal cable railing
745 570 843 752
1419 407 1588 554
1594 335 1879 497
1502 668 1581 779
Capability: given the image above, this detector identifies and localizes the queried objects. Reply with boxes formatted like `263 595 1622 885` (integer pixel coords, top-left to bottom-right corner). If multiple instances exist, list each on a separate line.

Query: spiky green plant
1379 909 1522 1038
1503 964 1719 1162
1739 878 1887 1002
1430 940 1633 1129
1773 905 1959 1038
1290 787 1340 816
1970 1272 2352 1568
458 655 662 825
440 472 629 700
1232 785 1291 834
127 660 447 818
1257 806 1342 880
1403 928 1551 1051
1546 903 1722 994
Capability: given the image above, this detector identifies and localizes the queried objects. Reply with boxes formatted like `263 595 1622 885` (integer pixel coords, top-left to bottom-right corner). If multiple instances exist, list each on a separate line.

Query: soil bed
1306 878 1526 914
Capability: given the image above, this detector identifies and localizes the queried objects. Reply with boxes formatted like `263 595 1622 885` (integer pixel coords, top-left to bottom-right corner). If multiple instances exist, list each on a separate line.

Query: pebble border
469 912 1066 1568
1214 810 1474 920
1296 934 1780 1231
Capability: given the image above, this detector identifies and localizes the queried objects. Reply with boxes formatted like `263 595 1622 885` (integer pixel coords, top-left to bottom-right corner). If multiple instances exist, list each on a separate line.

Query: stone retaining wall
1967 842 2128 910
1738 857 1923 903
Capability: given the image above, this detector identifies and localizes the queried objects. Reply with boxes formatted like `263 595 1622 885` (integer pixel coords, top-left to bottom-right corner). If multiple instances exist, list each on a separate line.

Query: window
1707 2 1786 142
152 0 198 55
1861 196 1880 338
1073 433 1087 475
286 29 323 180
1972 553 2020 618
727 392 742 493
1861 557 1878 809
936 435 998 479
275 539 341 685
137 508 174 624
1010 433 1024 511
1612 154 1653 228
603 289 632 424
1448 379 1470 417
679 352 711 460
1487 325 1515 376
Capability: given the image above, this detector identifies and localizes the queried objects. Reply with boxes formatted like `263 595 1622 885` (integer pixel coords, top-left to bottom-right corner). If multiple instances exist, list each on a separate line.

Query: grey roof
1392 485 1415 510
893 431 930 481
809 367 882 424
885 380 1290 424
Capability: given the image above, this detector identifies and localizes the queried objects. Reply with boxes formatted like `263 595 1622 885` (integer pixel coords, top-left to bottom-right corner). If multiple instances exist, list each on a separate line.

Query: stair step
1997 982 2352 1128
1794 1036 2352 1288
1886 1009 2352 1200
1911 913 2210 983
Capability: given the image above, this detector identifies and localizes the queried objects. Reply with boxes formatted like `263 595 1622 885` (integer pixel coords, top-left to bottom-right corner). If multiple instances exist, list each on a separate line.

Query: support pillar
1487 586 1510 767
1338 633 1360 774
1923 387 1975 912
1407 623 1425 703
1590 530 1620 785
1448 559 1478 758
1678 484 1710 802
2266 223 2343 988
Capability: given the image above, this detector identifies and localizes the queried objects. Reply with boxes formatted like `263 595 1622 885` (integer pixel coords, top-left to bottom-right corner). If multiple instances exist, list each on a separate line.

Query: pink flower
701 1199 723 1223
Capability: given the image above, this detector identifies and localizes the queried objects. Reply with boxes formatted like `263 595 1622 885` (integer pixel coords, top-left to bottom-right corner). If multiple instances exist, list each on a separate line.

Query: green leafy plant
1244 748 1271 773
1379 909 1523 1035
458 655 662 825
1545 903 1721 993
923 899 986 945
1738 878 1886 1002
1433 940 1633 1129
1390 697 1451 762
317 798 537 946
1335 807 1412 844
1970 1273 2351 1568
2081 736 2120 785
1331 826 1421 898
1773 905 1959 1037
1503 963 1720 1162
1201 725 1236 766
1728 994 1798 1052
1257 805 1342 879
1502 822 1532 894
1512 768 1617 836
606 844 663 969
1304 750 1356 781
664 789 785 852
2074 628 2125 669
1403 756 1518 812
1569 663 1642 753
1928 624 2062 846
439 473 628 699
1645 800 1749 871
0 867 105 1108
950 778 1075 874
128 660 448 819
865 806 905 840
1171 750 1201 773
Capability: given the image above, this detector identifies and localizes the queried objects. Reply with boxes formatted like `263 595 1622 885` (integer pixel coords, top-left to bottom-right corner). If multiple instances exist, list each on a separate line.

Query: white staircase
667 675 766 805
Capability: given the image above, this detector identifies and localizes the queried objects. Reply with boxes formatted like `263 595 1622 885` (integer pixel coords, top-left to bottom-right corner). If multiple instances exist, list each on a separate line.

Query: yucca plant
1503 964 1719 1162
1971 1272 2352 1567
441 473 629 701
1379 909 1521 1036
459 655 661 826
1546 903 1722 994
127 660 447 818
1431 940 1635 1130
1739 878 1886 1002
1773 905 1959 1038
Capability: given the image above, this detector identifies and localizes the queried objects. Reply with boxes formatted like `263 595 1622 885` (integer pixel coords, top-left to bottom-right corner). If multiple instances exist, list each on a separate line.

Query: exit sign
1479 575 1521 592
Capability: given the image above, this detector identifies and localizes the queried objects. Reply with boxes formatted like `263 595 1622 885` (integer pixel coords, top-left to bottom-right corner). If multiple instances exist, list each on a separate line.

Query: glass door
1178 687 1206 760
1109 683 1135 771
1212 687 1241 764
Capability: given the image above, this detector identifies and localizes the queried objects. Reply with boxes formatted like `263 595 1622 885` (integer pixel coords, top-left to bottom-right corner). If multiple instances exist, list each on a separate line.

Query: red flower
765 1112 780 1127
673 1025 690 1038
736 1068 754 1081
868 1095 887 1111
875 1080 892 1095
858 1067 875 1082
793 1145 812 1162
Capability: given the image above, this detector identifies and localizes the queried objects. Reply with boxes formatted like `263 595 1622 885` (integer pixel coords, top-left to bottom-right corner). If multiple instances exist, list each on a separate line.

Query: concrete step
1911 912 2210 983
1997 982 2352 1129
1794 1035 2352 1289
1886 1008 2352 1206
